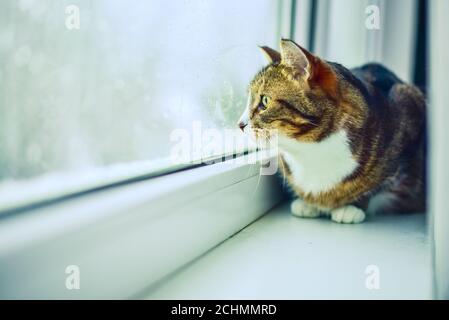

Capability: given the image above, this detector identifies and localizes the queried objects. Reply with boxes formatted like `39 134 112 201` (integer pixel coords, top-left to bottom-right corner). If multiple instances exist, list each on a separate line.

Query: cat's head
238 39 345 143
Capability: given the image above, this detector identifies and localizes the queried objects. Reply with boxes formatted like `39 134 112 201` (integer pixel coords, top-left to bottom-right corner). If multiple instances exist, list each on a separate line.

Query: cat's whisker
279 155 287 188
252 167 263 197
245 161 255 178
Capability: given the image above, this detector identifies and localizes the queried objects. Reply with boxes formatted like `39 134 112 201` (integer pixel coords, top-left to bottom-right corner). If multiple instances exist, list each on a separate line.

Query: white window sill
144 203 431 300
0 152 283 299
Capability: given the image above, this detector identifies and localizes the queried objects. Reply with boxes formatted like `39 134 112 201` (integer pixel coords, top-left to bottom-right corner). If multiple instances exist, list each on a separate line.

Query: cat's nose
238 121 247 132
238 108 249 132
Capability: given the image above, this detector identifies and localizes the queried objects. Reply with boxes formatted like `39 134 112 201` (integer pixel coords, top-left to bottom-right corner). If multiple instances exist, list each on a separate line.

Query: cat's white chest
279 130 358 195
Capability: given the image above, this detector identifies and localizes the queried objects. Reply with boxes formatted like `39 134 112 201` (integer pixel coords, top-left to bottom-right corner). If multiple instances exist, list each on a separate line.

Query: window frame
312 0 419 82
429 0 449 300
0 1 306 298
0 0 301 217
0 152 284 299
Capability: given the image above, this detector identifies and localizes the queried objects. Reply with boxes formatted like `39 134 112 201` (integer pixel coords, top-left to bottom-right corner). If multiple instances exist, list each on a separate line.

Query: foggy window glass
0 1 280 192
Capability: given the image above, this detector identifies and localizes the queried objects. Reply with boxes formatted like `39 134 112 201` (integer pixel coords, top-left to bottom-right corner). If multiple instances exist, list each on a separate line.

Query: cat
238 39 426 224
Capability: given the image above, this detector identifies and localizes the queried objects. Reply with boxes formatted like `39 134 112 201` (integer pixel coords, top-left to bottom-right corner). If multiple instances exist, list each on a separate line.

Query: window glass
0 0 281 201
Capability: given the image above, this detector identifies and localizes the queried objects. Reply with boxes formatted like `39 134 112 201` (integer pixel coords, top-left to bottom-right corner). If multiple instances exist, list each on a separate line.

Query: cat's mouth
238 109 278 143
241 123 277 143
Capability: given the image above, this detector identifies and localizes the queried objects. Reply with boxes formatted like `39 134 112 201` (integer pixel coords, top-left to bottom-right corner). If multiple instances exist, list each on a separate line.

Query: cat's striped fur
239 39 426 223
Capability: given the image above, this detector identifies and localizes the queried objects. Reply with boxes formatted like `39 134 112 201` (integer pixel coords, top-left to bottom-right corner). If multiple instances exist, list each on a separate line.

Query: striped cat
238 39 426 224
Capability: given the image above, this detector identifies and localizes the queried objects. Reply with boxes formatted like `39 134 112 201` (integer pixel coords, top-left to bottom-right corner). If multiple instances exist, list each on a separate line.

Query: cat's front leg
291 198 322 218
330 205 366 224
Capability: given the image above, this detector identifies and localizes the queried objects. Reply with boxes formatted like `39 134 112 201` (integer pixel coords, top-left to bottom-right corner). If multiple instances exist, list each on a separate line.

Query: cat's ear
259 46 281 64
280 39 339 99
280 39 312 78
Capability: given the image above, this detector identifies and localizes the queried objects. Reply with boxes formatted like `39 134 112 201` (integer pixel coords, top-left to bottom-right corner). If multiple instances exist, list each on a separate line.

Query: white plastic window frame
0 152 284 299
313 0 418 82
430 0 449 301
0 0 300 218
0 3 310 299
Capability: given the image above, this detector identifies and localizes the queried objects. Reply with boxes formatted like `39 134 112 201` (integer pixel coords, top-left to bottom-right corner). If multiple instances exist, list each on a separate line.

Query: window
312 0 418 82
430 0 449 300
0 0 286 210
1 0 443 301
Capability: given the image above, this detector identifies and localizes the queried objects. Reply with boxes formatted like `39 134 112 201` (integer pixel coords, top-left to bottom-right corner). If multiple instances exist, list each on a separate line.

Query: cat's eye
258 95 270 111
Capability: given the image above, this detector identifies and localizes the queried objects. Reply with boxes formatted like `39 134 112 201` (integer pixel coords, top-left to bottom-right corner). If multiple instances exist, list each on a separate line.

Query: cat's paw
291 199 321 218
331 205 366 224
